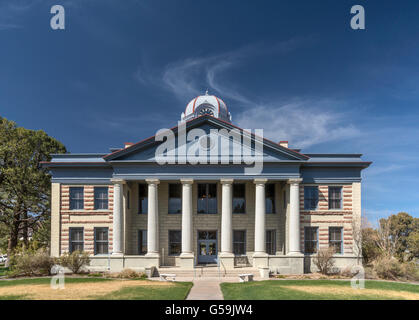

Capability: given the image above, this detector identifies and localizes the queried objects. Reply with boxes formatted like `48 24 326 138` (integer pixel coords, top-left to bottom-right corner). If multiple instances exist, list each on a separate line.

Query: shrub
400 261 419 281
9 249 55 277
373 255 403 280
313 247 336 275
116 268 147 279
59 251 90 274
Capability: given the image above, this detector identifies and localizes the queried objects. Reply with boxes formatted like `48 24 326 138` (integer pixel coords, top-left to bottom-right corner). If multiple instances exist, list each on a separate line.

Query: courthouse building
43 93 371 274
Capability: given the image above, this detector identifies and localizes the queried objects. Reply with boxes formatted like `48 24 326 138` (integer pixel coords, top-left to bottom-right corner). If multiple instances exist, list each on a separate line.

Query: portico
109 177 304 272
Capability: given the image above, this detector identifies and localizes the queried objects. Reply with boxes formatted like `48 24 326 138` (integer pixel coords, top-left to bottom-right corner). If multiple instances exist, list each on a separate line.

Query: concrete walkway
186 279 224 300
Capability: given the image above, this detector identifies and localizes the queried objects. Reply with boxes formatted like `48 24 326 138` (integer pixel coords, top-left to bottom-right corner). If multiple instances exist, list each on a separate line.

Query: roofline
103 115 309 161
302 161 372 168
40 161 110 168
305 153 363 157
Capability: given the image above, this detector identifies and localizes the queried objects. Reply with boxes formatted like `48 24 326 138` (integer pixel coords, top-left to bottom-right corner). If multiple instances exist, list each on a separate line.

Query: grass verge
221 280 419 300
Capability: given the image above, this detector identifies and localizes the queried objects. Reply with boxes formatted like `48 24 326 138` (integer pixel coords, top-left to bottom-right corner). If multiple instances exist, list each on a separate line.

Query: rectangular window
138 183 148 214
265 184 276 214
69 227 84 253
197 183 217 214
266 230 276 255
304 227 318 254
233 230 246 255
138 230 147 255
127 190 130 210
94 187 108 210
329 186 342 209
329 227 343 254
94 227 108 255
69 187 84 210
304 186 319 210
168 184 182 214
233 184 246 214
169 230 181 256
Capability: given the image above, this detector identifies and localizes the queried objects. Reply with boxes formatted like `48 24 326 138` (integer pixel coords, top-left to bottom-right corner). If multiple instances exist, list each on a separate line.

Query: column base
286 253 304 274
179 252 195 269
252 252 268 268
219 252 235 269
109 255 124 272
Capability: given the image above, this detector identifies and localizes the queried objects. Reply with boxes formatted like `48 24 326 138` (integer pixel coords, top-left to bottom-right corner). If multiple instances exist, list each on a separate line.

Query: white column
254 178 268 255
146 179 160 256
181 179 193 255
288 178 303 255
220 179 234 254
112 179 124 255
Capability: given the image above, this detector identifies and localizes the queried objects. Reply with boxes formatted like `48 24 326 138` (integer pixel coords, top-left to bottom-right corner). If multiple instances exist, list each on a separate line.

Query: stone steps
157 267 260 278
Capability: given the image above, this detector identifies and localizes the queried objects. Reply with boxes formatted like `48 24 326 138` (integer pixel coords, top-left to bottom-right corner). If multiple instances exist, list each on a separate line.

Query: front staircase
155 265 261 280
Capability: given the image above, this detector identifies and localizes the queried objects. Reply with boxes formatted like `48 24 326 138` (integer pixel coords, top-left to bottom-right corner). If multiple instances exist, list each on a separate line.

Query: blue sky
1 0 419 222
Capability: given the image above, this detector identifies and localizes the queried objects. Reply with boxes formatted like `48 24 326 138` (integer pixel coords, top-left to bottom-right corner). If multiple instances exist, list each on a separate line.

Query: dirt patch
283 285 419 300
0 279 174 300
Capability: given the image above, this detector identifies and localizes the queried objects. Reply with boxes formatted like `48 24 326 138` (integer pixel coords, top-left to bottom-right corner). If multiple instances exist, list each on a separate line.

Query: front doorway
197 230 218 264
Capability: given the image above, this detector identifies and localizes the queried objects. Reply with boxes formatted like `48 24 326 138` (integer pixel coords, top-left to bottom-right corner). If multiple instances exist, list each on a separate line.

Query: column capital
287 178 303 185
220 178 234 185
253 178 268 185
180 178 194 185
145 178 160 185
110 178 126 185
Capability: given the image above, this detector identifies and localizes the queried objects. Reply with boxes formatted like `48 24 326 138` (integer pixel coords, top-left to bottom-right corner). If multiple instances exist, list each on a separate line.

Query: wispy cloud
0 0 41 30
134 37 362 148
158 38 313 104
235 99 361 148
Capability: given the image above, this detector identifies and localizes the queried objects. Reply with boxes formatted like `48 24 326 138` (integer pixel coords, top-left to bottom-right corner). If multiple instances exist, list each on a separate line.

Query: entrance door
197 230 218 264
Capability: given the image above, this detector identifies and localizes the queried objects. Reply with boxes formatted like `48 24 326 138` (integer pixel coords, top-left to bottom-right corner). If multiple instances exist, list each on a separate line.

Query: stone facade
51 179 362 273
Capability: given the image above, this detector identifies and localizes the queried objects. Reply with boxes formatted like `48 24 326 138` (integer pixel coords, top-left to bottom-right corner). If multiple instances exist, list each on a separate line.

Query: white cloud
235 100 360 148
136 37 361 148
147 38 314 103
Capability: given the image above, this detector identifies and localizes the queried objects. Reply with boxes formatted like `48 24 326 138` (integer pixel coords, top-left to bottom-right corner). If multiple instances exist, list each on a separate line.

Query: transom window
329 187 342 209
94 187 108 210
69 227 84 253
266 230 276 255
197 183 217 214
304 227 318 254
233 230 246 255
138 230 147 255
304 186 319 210
94 227 108 255
265 184 276 214
169 230 181 256
69 187 84 210
329 227 343 254
138 183 148 214
168 184 182 214
233 184 246 214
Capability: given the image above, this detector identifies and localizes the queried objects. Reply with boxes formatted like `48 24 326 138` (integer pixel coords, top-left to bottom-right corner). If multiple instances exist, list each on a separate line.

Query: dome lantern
181 91 231 123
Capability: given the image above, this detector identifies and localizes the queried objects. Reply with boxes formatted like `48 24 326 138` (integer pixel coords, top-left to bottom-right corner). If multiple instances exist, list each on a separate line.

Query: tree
361 227 380 264
0 117 66 254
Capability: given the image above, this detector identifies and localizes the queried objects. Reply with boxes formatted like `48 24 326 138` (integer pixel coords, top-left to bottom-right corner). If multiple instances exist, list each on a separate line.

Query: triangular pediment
104 116 308 163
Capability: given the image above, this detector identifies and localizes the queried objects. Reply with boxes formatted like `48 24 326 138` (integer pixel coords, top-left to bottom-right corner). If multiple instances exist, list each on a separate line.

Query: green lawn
95 281 193 300
0 277 193 300
221 280 419 300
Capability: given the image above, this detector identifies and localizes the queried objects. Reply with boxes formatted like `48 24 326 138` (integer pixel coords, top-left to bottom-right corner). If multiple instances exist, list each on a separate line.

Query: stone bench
238 273 254 282
160 273 176 281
